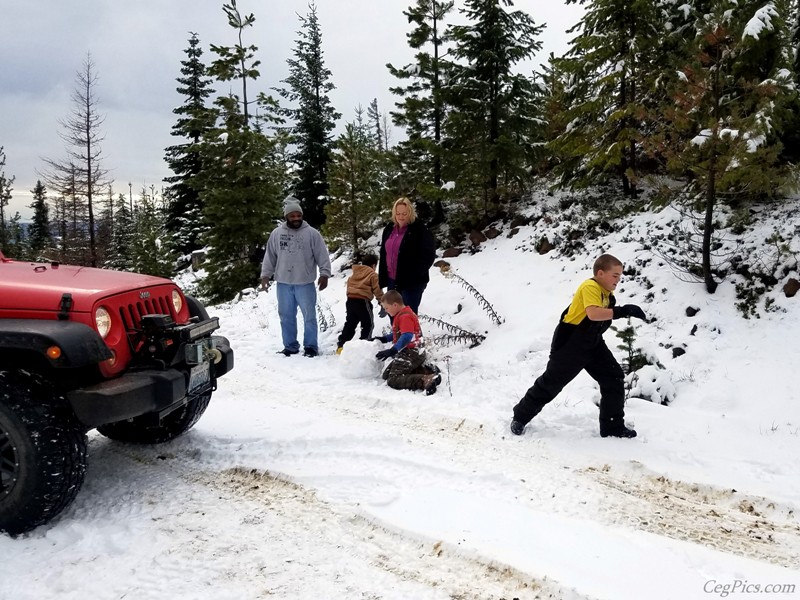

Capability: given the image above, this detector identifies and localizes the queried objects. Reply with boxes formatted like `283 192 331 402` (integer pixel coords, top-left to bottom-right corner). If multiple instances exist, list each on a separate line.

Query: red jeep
0 250 234 535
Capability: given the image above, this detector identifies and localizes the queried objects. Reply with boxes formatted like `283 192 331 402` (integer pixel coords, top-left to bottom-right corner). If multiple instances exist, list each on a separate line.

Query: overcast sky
1 0 583 219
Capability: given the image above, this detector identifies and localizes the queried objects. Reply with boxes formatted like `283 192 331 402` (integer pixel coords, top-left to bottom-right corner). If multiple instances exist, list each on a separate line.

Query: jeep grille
119 294 176 332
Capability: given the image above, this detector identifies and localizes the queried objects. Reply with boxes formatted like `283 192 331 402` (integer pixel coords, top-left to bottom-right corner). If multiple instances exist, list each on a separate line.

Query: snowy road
5 236 800 600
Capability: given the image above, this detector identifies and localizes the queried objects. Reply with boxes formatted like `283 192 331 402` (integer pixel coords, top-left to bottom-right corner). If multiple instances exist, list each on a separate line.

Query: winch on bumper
66 316 234 429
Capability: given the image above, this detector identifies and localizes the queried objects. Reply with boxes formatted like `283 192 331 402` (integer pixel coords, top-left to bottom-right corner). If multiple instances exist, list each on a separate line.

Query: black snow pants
382 347 432 391
512 316 625 430
337 298 375 347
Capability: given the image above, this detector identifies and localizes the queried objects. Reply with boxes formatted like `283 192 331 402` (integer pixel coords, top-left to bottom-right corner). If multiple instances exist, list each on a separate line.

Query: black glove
375 347 398 361
378 306 387 318
612 304 647 321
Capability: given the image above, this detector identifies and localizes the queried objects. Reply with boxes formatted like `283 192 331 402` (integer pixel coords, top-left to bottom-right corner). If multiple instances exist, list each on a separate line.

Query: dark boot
600 417 637 438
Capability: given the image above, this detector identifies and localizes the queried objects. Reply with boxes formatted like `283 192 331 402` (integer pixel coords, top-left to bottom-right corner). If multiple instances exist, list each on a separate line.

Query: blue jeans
276 283 318 352
386 278 426 314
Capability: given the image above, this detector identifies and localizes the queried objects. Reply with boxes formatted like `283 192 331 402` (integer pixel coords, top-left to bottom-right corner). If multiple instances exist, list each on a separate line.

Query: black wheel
0 371 88 536
96 392 212 444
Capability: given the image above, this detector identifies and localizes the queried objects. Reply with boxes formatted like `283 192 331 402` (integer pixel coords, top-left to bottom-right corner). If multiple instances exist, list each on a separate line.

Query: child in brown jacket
336 253 384 353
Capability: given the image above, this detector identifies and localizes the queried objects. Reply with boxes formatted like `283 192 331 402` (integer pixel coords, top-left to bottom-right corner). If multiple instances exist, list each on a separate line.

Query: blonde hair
382 290 404 306
391 197 417 225
593 253 623 275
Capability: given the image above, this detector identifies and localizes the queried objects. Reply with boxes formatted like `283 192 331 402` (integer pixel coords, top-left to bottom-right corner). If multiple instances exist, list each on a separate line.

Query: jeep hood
0 260 175 313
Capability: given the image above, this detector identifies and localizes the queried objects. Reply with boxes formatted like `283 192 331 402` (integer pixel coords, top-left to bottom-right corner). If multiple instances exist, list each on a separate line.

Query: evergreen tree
129 186 174 278
366 98 387 152
164 33 216 256
388 0 455 224
0 146 14 254
196 96 283 303
6 212 25 259
28 180 52 259
324 107 383 255
776 0 800 162
209 0 260 128
533 54 571 174
551 0 668 197
659 0 796 292
447 0 544 210
276 2 340 228
106 193 134 271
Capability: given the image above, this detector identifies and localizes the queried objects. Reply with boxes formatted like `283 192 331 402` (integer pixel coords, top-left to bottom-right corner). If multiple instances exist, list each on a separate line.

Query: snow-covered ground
3 201 800 600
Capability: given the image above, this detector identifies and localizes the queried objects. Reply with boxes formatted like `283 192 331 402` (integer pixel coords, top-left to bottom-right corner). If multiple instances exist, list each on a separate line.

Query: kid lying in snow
373 290 440 395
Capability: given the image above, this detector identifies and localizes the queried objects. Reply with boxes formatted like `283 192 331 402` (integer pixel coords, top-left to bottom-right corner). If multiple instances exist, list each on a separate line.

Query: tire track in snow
582 466 800 569
261 384 800 570
189 466 588 600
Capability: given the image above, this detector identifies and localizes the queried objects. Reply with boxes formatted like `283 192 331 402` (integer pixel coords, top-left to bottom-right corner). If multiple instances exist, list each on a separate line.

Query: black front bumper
67 335 234 429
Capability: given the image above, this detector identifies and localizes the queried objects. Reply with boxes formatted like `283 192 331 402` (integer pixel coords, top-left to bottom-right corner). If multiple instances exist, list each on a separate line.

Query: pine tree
0 146 14 254
447 0 544 211
106 193 134 271
196 97 283 303
276 2 341 228
366 98 386 152
6 212 25 259
659 0 796 292
550 0 668 197
129 186 174 278
533 54 571 174
324 107 383 255
42 54 110 267
27 180 52 259
388 0 455 224
164 33 216 256
209 0 260 128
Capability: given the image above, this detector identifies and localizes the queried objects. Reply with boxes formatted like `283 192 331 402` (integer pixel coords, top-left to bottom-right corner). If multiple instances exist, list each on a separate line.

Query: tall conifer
388 0 456 224
447 0 544 210
277 2 340 228
164 33 216 256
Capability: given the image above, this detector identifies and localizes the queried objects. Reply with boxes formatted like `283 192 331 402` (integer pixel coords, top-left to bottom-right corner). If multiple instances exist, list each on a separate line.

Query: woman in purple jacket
378 197 437 314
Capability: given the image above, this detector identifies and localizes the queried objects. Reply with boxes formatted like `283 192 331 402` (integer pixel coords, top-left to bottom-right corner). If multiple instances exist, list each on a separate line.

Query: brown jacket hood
347 264 383 301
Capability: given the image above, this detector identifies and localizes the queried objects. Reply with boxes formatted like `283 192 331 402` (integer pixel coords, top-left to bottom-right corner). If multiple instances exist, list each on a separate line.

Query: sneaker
424 373 442 396
600 425 637 438
303 347 318 358
509 420 525 436
335 346 343 355
278 349 298 357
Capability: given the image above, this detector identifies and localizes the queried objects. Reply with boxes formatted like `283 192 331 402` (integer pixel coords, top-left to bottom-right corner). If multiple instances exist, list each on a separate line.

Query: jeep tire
96 392 212 444
0 371 88 536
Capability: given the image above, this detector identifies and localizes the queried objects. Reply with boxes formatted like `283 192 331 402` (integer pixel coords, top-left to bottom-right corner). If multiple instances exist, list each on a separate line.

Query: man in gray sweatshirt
260 197 332 357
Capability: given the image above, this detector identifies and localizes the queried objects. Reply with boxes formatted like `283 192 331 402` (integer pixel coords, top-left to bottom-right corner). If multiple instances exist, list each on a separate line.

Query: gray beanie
283 196 303 216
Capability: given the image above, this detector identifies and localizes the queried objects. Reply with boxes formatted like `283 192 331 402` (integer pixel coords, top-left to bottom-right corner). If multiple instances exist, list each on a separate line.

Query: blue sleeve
392 332 414 351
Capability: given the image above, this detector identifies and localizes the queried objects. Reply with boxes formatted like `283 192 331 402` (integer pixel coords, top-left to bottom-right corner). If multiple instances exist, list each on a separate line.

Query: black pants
513 323 625 428
337 298 374 347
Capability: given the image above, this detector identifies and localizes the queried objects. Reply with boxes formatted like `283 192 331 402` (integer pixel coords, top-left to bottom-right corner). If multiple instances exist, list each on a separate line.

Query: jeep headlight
95 307 112 339
172 290 183 314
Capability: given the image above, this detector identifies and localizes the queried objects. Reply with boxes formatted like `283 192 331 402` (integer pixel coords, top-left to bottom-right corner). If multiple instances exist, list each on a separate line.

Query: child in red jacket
374 290 440 395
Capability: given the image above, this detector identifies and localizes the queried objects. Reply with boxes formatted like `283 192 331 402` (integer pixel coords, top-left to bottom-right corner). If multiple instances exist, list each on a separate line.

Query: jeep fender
0 319 112 369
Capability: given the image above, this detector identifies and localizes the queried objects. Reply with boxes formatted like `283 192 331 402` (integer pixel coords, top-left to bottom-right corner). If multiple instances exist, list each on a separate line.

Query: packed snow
2 197 800 600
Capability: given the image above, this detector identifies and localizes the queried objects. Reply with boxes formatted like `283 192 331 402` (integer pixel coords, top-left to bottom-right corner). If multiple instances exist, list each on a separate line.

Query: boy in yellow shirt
510 254 646 438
